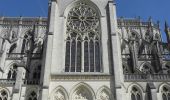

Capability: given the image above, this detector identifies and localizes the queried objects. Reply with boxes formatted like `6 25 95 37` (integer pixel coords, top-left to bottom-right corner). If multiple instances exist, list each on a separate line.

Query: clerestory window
65 2 101 72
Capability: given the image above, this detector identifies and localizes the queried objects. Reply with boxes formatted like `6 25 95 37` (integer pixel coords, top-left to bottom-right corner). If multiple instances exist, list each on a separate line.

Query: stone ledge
51 75 111 81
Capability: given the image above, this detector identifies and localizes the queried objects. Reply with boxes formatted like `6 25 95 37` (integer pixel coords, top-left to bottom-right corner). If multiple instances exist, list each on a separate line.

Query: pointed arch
126 83 144 100
64 0 102 72
50 86 69 100
70 82 95 100
139 62 154 74
0 87 10 97
96 86 112 100
158 83 170 92
0 88 10 100
158 83 170 100
130 30 140 40
63 0 102 18
126 83 145 93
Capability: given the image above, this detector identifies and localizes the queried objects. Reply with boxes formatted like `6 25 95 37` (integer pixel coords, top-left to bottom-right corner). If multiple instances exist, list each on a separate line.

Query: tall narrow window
65 2 101 72
131 87 142 100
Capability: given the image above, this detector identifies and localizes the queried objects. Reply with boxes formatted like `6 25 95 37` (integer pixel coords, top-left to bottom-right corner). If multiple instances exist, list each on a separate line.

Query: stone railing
124 74 170 82
138 54 154 60
122 54 170 61
122 54 131 60
0 79 15 85
6 53 42 60
23 79 40 85
31 53 42 59
6 53 25 60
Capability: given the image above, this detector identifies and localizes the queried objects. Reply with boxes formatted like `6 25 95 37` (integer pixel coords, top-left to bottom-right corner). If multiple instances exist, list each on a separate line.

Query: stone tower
40 0 123 100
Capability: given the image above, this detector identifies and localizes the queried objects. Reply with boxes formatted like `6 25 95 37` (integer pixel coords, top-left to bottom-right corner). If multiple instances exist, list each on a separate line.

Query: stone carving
67 2 99 33
54 90 65 100
72 87 93 100
99 90 110 100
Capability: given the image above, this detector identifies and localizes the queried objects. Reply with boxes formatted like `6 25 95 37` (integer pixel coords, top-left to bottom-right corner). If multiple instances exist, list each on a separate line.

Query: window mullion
75 40 77 72
69 40 72 72
94 40 96 72
81 40 84 72
88 40 90 72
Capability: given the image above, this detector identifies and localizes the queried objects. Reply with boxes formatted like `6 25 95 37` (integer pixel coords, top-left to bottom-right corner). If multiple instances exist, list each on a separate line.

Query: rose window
67 3 99 32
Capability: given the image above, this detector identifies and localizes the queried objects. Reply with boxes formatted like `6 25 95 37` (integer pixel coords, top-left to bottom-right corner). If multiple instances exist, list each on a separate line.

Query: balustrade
23 79 40 85
124 74 170 82
6 53 41 60
0 79 15 85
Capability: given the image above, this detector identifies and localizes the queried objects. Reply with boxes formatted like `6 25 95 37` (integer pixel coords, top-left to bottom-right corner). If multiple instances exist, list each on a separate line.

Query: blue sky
0 0 169 41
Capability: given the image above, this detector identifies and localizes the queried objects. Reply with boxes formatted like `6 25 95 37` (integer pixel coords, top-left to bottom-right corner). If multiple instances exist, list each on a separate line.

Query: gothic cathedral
0 0 170 100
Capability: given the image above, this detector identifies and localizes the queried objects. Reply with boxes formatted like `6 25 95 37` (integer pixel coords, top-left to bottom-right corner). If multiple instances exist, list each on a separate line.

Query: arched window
0 90 8 100
131 87 142 100
65 2 101 72
27 91 37 100
162 86 170 100
7 64 17 79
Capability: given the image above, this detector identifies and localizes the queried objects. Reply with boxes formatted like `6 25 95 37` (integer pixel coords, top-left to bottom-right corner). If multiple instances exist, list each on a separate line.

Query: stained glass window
65 2 101 72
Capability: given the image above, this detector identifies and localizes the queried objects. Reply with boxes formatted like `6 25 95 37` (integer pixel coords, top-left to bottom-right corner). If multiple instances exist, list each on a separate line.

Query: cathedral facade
0 0 170 100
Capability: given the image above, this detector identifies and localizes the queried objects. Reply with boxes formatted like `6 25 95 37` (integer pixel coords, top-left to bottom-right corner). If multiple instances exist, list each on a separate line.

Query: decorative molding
51 75 111 81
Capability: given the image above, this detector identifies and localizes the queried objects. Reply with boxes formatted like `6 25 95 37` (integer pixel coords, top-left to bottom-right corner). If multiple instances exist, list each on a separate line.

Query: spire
165 21 170 43
147 17 153 33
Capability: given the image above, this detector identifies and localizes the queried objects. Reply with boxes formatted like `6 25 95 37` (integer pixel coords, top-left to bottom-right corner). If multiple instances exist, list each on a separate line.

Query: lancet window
131 87 142 100
65 2 101 72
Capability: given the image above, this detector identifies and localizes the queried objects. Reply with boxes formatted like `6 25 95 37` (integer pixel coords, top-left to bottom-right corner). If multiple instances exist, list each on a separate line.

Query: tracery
65 2 101 72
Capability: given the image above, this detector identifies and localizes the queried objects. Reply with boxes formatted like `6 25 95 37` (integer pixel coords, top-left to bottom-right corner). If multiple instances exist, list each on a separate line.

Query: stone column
130 40 138 72
12 61 26 100
39 1 56 100
107 1 124 100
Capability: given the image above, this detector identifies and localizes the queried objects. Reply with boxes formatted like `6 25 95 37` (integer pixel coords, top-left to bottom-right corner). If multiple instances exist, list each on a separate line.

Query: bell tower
40 0 123 100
